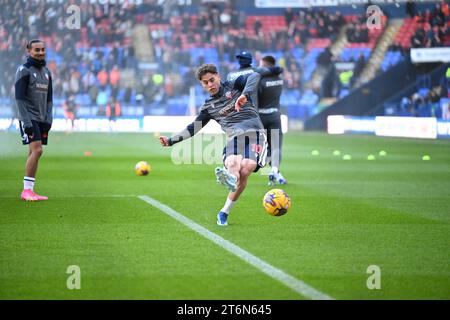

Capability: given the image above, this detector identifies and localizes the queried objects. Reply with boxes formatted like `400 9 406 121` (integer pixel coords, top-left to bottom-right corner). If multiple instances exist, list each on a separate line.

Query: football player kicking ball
159 64 268 226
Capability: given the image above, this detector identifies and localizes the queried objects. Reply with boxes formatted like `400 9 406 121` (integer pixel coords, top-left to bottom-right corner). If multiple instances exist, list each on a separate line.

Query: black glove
42 122 52 133
24 124 34 136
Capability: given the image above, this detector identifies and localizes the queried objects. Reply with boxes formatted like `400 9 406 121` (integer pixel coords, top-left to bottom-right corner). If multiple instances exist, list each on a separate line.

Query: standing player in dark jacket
229 52 286 185
226 51 258 108
15 39 53 201
258 55 287 185
159 64 268 226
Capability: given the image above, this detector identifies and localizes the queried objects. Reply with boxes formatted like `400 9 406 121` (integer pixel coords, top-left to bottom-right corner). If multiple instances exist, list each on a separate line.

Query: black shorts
259 112 282 132
259 112 283 156
222 130 268 172
19 120 50 145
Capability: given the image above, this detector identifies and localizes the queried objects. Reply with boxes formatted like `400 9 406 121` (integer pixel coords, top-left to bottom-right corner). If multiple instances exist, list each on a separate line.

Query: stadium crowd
409 2 450 48
0 0 449 120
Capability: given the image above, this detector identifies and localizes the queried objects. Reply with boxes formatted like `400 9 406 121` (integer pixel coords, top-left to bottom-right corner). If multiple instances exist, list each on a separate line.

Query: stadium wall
304 60 445 131
327 115 450 139
366 62 450 116
0 115 289 134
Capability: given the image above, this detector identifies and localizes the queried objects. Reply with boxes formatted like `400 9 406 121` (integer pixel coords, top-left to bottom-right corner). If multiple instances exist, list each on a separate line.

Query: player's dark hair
196 64 218 80
26 39 44 50
262 55 276 66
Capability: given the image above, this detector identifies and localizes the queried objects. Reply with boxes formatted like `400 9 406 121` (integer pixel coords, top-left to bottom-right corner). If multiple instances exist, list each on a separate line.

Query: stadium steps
354 19 403 88
308 24 349 92
132 24 154 63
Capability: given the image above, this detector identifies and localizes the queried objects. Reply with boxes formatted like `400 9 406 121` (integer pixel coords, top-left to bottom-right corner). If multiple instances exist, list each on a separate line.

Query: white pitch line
0 195 138 199
138 195 334 300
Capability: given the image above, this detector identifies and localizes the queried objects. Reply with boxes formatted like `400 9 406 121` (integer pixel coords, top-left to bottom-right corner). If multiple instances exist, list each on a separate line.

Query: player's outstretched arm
158 109 211 147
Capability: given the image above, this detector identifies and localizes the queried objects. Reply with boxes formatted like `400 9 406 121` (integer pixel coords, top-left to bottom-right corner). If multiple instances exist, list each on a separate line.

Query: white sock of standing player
270 129 281 174
23 176 35 191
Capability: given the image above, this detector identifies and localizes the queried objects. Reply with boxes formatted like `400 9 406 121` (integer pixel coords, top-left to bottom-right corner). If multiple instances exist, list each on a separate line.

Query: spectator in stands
440 23 450 46
209 4 222 32
441 0 450 17
411 93 423 116
83 67 97 94
321 64 338 98
360 25 369 42
141 73 159 105
351 54 366 87
109 65 121 100
432 2 446 27
96 89 109 116
428 89 442 118
406 0 416 18
338 70 353 96
442 98 450 120
220 9 232 30
254 20 263 35
399 96 412 116
411 28 426 48
106 97 121 131
430 25 444 47
285 8 295 26
317 47 333 66
346 23 356 42
182 12 191 32
69 69 81 96
237 10 246 29
97 68 108 89
418 9 432 24
347 23 369 43
63 94 78 131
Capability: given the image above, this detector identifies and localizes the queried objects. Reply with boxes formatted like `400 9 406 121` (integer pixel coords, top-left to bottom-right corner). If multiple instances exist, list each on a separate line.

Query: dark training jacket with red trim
15 57 53 127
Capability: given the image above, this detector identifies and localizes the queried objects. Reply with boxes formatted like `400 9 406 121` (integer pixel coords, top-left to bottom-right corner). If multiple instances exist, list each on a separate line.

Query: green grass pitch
0 130 449 299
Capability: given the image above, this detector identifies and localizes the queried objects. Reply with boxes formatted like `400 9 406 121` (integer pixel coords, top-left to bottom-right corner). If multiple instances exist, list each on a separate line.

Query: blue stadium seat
168 100 188 115
418 88 429 98
339 89 350 98
397 109 412 117
418 105 432 117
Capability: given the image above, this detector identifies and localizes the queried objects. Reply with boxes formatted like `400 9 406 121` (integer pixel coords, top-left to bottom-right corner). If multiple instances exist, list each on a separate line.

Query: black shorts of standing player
259 112 282 166
222 130 268 173
19 120 51 145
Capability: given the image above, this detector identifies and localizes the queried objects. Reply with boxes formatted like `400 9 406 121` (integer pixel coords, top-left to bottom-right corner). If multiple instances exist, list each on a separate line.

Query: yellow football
135 161 151 176
263 189 291 216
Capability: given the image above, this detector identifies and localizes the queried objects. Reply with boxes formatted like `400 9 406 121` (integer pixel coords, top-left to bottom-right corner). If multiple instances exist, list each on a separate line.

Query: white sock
271 166 279 174
221 198 236 214
24 176 35 191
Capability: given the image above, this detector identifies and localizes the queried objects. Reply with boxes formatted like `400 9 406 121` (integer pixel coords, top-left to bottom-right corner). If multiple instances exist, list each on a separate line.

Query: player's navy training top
227 66 283 109
14 56 53 127
258 70 284 112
